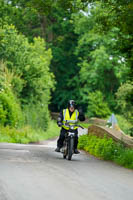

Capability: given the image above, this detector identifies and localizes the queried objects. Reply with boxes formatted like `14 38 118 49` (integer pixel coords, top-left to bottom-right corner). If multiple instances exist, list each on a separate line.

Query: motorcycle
61 123 84 161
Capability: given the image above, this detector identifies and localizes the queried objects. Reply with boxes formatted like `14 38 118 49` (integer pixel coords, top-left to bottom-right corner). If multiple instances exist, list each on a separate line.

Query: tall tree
73 2 130 110
0 0 89 111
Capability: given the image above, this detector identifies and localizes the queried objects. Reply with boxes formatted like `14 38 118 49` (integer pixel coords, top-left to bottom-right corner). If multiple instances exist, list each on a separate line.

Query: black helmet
68 100 76 109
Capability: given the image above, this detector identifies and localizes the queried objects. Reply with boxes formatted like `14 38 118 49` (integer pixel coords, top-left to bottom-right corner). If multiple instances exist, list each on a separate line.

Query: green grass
36 120 60 141
116 115 132 135
79 122 91 129
78 134 133 169
0 120 60 144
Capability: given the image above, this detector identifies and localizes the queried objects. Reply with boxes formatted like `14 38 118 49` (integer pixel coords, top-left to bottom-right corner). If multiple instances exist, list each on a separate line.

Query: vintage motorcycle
61 123 84 161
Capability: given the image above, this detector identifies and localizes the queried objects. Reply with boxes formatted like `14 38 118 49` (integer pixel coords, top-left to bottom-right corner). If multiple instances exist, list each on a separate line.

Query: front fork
62 135 75 155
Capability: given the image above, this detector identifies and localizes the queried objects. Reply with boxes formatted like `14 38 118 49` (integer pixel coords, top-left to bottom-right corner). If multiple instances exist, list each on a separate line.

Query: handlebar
62 123 84 129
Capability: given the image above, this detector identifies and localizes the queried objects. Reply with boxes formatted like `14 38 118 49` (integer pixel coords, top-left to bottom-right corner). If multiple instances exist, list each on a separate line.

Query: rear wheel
68 137 74 161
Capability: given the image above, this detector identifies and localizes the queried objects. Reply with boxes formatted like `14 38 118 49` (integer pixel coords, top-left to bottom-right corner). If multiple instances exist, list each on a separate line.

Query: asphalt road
0 135 133 200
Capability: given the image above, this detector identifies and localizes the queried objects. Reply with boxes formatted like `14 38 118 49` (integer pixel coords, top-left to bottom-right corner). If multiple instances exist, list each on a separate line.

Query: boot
74 149 80 154
55 147 60 152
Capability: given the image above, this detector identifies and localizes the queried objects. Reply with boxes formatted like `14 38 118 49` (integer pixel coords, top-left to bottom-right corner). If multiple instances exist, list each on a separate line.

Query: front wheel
68 137 74 161
63 140 67 159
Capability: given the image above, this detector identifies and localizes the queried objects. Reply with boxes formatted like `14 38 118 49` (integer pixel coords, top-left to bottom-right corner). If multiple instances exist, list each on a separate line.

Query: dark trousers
57 128 78 149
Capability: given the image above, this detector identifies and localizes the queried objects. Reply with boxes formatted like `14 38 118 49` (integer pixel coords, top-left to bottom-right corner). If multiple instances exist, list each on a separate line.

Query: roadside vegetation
116 115 133 136
0 25 55 142
0 1 132 144
0 120 59 144
78 134 133 169
79 122 91 129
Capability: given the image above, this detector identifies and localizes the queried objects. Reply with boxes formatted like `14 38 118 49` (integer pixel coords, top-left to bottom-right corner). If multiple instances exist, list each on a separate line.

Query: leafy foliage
0 25 55 130
0 25 54 104
0 120 59 144
116 115 133 136
78 134 133 169
0 0 87 111
87 91 111 118
23 103 50 131
116 81 133 123
0 62 23 127
0 0 132 143
1 0 132 115
73 5 129 111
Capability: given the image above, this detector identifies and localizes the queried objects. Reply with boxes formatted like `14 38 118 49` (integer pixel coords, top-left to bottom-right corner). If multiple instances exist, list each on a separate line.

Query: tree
73 2 130 110
116 81 133 122
87 91 111 118
0 25 55 129
1 0 132 114
0 0 90 111
0 25 54 104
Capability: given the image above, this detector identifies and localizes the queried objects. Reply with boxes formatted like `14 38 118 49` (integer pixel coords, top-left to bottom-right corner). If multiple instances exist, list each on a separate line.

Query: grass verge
78 134 133 169
0 120 60 144
116 115 132 135
79 122 91 129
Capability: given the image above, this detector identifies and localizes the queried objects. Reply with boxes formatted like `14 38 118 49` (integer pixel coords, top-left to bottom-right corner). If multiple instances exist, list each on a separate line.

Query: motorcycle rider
55 100 85 154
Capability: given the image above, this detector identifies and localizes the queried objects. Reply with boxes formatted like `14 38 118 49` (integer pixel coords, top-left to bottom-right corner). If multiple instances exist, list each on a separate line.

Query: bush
116 115 132 135
0 25 54 105
0 120 59 144
0 24 55 133
78 134 133 169
0 125 39 143
0 88 23 127
0 62 23 127
87 91 111 118
23 103 50 131
115 149 133 168
116 81 133 123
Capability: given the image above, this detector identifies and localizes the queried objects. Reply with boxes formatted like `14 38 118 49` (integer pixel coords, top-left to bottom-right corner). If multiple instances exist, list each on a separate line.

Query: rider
55 100 85 154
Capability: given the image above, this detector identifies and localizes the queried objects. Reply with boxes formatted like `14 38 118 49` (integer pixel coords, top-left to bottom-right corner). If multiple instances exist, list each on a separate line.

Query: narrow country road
0 131 133 200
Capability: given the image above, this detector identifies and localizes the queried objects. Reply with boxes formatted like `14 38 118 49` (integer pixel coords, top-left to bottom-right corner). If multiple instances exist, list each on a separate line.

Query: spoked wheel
68 137 74 161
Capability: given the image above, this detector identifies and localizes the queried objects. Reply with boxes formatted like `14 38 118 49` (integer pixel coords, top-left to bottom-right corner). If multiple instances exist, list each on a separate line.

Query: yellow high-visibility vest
62 108 79 130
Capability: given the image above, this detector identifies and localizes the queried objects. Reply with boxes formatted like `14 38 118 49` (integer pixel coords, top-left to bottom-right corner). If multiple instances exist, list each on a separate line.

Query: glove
57 122 62 127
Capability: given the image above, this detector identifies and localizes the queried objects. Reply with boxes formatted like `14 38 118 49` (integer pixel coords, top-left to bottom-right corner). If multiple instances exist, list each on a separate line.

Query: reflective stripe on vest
62 108 79 130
